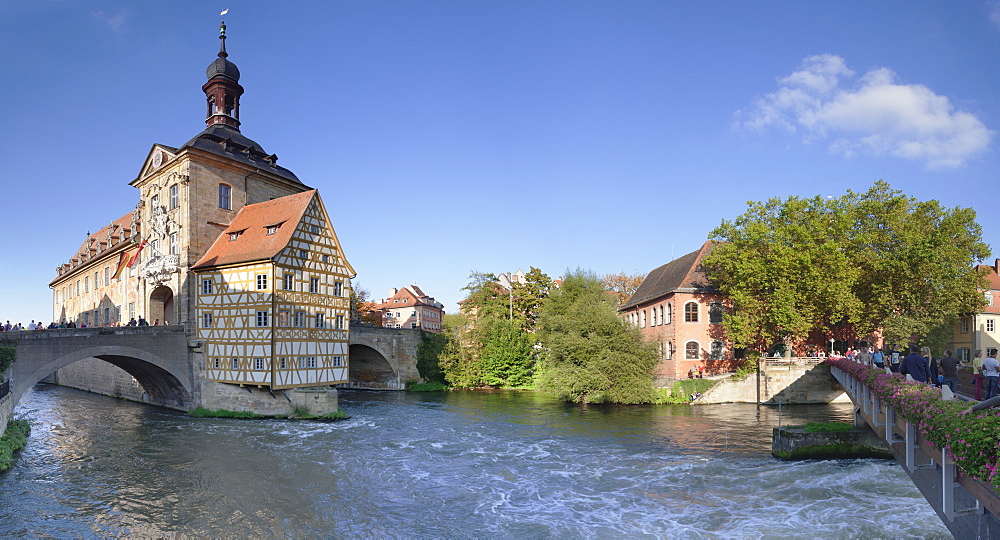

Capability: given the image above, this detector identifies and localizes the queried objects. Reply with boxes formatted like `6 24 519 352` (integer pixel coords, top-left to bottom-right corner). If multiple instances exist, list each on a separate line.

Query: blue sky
2 1 999 324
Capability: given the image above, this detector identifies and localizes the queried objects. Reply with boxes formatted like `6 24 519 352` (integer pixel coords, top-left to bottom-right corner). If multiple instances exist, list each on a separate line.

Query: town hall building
47 20 355 404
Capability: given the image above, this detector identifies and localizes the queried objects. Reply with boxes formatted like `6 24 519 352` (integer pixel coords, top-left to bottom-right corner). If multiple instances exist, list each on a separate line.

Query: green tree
511 267 554 331
536 269 660 404
703 181 989 350
416 330 449 384
461 272 511 321
479 317 535 387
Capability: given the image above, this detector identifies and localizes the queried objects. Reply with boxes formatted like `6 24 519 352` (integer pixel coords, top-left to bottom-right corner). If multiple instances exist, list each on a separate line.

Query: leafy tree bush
704 181 989 349
536 269 660 404
0 419 30 472
479 317 535 388
416 330 449 384
0 343 15 380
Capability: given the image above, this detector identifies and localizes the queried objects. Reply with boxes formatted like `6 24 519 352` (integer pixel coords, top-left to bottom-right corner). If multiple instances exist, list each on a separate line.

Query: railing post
941 447 983 520
905 421 935 472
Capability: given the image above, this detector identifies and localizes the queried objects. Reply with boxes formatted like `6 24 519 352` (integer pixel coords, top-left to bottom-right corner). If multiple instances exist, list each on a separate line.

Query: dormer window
228 229 245 241
266 225 278 236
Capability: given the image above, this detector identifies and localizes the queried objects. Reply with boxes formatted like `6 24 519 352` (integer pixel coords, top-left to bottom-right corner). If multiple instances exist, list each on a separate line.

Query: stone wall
50 358 146 402
198 381 338 416
697 363 850 404
0 393 12 436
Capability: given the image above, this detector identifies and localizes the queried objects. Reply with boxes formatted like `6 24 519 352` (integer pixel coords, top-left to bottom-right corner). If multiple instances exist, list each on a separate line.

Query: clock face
152 150 163 168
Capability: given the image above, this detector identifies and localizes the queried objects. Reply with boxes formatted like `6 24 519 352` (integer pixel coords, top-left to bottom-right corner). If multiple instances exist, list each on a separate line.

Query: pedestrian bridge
0 325 422 432
831 361 1000 537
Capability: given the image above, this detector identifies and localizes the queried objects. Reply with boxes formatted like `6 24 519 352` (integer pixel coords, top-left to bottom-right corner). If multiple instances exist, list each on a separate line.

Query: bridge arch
348 344 399 389
11 341 195 411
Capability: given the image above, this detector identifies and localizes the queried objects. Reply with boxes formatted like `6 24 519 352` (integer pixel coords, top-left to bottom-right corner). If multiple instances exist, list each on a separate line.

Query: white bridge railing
830 364 998 530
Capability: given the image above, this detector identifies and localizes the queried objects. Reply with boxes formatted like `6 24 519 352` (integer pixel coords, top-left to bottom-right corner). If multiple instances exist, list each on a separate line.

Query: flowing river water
1 384 951 538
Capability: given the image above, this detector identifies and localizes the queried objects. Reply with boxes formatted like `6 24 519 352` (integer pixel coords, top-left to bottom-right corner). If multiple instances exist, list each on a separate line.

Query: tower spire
203 10 243 130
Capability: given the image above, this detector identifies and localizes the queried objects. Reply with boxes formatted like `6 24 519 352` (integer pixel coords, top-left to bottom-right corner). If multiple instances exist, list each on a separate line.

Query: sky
2 1 1000 324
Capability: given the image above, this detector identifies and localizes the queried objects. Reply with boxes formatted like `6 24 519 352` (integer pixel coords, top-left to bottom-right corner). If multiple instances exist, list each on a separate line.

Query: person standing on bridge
938 349 961 393
973 350 985 400
872 347 885 369
857 346 873 366
900 345 930 384
982 351 1000 400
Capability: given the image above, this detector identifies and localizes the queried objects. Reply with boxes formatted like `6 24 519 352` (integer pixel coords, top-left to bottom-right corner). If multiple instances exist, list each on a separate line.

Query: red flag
111 250 130 279
127 240 147 268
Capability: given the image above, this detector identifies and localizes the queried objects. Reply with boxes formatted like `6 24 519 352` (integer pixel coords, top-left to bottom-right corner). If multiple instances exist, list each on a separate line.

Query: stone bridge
0 325 422 432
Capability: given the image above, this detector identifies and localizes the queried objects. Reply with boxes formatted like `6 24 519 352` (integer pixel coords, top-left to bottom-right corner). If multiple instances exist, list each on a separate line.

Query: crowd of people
847 343 1000 414
0 317 166 331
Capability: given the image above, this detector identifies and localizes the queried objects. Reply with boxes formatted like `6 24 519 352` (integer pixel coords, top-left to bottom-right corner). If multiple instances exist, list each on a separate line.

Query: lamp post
830 338 835 357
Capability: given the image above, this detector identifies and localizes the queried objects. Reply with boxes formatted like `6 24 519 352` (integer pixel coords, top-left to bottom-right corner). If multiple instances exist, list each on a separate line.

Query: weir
831 364 1000 537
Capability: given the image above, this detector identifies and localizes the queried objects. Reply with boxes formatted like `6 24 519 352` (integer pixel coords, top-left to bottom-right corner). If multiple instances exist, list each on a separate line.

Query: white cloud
736 54 992 169
990 2 1000 31
92 9 127 33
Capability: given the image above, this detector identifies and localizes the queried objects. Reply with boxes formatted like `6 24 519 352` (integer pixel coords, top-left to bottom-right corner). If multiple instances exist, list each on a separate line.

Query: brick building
373 286 445 332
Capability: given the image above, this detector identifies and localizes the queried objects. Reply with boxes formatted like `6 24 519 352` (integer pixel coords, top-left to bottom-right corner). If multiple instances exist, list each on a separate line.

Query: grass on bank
188 406 348 420
660 379 717 404
0 420 30 472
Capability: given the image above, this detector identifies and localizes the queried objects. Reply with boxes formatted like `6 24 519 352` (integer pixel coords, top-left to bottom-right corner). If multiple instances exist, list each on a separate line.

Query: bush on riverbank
406 380 449 392
0 419 30 472
0 341 16 380
829 357 1000 488
661 379 717 404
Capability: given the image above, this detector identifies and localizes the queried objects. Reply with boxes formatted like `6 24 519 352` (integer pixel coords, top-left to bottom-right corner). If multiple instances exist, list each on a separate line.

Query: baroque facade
48 20 354 392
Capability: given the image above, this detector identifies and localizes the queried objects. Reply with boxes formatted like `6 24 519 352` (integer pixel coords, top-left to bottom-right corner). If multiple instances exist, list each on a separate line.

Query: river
1 384 950 538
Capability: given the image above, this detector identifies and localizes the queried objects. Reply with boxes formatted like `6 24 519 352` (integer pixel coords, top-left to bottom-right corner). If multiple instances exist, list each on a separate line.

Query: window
308 357 317 368
322 255 329 263
279 357 287 369
310 277 319 293
961 318 970 333
651 308 657 326
684 302 699 323
660 305 667 325
336 315 344 330
254 358 264 370
279 310 290 327
128 302 135 320
256 311 269 327
150 239 158 257
710 340 724 361
202 279 213 294
686 341 700 360
151 194 159 209
641 310 646 328
266 225 278 236
294 311 305 327
663 340 672 359
219 184 231 209
310 225 319 234
169 232 178 255
256 274 268 290
103 267 109 286
988 292 995 307
213 358 220 369
315 313 325 329
709 302 724 324
104 308 110 325
989 319 996 333
298 357 307 369
333 355 344 367
283 273 294 290
229 232 240 241
959 349 970 363
84 276 89 293
169 184 179 209
334 281 342 296
299 249 307 259
411 323 417 329
202 313 213 328
231 358 239 370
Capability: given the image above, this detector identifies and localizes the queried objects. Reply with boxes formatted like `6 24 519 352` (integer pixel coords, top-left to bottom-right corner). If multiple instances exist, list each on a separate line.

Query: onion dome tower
203 17 243 130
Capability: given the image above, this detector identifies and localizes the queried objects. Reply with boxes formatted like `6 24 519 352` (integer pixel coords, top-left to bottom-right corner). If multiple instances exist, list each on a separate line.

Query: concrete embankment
694 361 850 404
772 424 892 460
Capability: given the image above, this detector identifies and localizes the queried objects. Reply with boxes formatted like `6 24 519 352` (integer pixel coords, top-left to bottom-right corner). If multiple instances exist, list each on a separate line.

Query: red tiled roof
621 241 717 310
192 190 315 269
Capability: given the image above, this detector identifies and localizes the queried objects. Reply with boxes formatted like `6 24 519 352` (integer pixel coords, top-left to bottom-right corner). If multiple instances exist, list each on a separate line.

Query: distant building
947 260 1000 362
619 242 734 384
374 286 445 332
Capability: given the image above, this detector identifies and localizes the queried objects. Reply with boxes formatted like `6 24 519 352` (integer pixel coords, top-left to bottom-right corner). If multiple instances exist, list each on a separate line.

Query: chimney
389 288 398 296
994 259 1000 274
